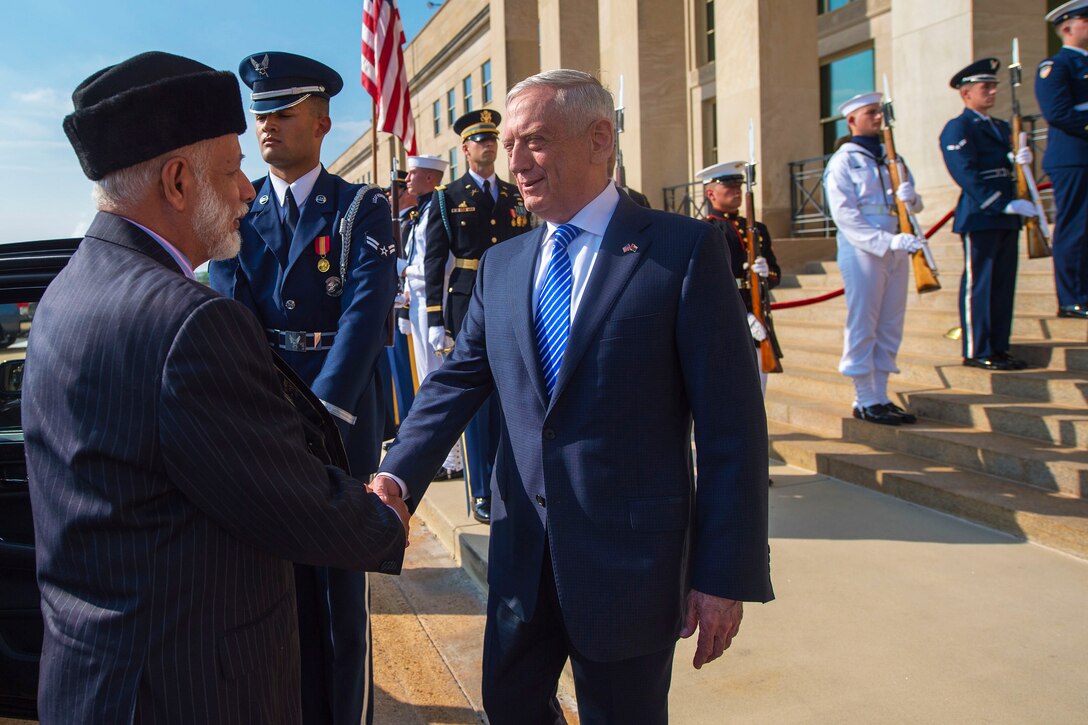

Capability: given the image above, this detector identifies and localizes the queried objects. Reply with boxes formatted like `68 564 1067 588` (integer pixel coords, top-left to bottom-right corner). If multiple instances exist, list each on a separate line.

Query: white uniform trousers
406 274 462 473
838 242 909 384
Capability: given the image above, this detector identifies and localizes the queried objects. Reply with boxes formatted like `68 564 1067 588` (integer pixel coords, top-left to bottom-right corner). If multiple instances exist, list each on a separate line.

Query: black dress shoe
1058 305 1088 319
963 356 1016 371
472 497 491 524
852 404 902 426
882 402 917 424
995 352 1027 370
432 468 463 481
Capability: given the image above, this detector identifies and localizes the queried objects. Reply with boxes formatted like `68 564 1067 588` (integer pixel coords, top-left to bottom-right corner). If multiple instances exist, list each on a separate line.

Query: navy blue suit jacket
1036 47 1088 171
210 168 397 476
939 109 1020 234
24 213 405 723
382 193 773 663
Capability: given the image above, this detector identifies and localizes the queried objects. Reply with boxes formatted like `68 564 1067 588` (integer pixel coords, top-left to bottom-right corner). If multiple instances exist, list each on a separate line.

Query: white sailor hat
837 92 883 118
696 160 746 185
1047 0 1088 25
407 154 448 172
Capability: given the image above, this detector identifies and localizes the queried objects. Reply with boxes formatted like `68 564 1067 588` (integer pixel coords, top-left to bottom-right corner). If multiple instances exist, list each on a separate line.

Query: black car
0 238 81 719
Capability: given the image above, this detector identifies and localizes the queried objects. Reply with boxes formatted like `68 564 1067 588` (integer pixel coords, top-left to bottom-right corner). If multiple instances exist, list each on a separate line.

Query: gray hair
506 69 614 129
93 139 214 211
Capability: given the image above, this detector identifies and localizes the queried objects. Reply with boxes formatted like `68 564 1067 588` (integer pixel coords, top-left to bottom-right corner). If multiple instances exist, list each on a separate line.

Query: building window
447 88 456 126
449 147 459 179
433 99 441 135
463 75 474 113
482 60 492 104
702 99 718 168
819 47 874 154
705 1 715 64
818 0 853 13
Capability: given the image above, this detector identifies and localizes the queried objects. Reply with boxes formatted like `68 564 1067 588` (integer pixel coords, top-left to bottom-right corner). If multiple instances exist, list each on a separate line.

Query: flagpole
371 99 379 184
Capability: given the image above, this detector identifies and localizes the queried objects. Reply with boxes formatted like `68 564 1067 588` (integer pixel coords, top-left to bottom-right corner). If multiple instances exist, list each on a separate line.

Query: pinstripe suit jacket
382 193 774 663
23 212 405 724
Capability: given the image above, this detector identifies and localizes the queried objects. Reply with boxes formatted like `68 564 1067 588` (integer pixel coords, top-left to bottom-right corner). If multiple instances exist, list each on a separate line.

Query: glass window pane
819 47 874 153
447 88 456 125
482 60 492 104
433 99 441 135
463 75 473 113
449 147 458 179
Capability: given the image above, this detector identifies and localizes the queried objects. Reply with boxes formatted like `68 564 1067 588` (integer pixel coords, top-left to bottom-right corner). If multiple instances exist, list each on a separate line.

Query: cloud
12 87 71 115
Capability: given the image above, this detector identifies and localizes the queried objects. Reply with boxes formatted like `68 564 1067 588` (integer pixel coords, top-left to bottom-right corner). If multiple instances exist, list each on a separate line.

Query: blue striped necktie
535 224 580 397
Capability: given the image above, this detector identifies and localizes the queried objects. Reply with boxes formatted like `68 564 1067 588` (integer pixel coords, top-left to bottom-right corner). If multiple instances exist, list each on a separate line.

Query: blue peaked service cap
239 51 343 114
949 58 1001 89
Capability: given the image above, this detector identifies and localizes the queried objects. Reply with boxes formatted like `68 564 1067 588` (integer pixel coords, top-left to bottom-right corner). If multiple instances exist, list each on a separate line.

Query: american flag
361 0 417 154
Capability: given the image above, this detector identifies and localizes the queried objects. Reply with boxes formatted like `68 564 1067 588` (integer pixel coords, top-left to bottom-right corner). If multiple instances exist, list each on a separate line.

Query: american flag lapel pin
622 243 639 254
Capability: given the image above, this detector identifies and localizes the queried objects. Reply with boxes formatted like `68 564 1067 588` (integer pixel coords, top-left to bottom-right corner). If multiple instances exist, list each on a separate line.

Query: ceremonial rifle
1010 37 1053 258
745 120 783 374
386 158 403 345
613 75 627 190
882 75 941 293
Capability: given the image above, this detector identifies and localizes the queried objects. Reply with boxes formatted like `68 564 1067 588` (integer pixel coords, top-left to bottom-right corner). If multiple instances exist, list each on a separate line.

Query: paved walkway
415 461 1088 724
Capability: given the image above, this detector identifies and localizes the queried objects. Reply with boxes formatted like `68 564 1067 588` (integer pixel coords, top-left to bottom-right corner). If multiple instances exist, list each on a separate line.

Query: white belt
1075 101 1088 111
859 204 895 216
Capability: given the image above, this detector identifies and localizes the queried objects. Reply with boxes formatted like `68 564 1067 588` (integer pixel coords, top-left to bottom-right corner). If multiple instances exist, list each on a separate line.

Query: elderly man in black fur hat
23 51 408 723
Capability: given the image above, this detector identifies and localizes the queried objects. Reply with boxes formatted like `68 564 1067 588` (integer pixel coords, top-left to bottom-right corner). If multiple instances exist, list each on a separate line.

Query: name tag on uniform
451 206 476 214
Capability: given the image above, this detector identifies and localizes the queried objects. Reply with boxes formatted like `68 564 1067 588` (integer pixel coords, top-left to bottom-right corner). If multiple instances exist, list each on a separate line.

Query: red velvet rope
769 181 1052 311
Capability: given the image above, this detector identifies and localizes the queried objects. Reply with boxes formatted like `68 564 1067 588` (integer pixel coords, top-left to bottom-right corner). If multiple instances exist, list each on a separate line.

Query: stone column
538 0 600 72
714 0 821 236
490 0 541 101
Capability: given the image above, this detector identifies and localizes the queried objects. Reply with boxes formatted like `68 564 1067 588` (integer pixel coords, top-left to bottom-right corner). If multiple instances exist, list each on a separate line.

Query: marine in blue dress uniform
422 109 531 523
1036 0 1088 319
939 59 1038 370
208 52 397 725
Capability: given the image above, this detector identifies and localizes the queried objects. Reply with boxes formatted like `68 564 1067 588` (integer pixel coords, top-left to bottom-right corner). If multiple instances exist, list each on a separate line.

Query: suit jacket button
490 219 496 226
285 299 296 310
491 236 498 243
535 494 546 507
543 428 556 440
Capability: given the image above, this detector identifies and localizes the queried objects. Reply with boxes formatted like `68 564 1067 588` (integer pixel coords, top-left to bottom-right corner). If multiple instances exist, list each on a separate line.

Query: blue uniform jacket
1036 47 1088 171
210 167 398 476
939 109 1020 234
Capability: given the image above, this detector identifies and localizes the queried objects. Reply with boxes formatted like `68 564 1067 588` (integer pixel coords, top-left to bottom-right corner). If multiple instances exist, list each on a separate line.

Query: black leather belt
266 329 337 352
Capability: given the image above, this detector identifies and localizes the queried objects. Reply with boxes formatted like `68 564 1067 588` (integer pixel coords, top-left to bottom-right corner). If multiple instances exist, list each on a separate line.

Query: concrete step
1009 340 1088 373
772 284 1063 316
903 389 1088 450
840 415 1088 499
768 421 1088 558
783 268 1057 293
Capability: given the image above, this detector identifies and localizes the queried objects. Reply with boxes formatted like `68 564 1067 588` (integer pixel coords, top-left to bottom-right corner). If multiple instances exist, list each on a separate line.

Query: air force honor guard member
940 59 1037 370
1037 0 1088 319
400 153 464 478
824 92 925 426
697 160 781 394
208 52 397 725
424 109 531 523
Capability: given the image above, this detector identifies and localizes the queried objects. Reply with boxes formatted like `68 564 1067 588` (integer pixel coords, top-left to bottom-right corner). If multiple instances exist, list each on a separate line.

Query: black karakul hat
949 58 1001 89
63 51 247 180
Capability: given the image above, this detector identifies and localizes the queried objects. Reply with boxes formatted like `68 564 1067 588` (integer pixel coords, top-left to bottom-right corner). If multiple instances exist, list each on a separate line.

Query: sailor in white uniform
824 91 926 426
400 154 463 477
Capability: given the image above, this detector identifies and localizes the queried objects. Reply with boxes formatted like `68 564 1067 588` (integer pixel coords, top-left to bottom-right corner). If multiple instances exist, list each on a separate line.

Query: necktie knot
550 224 579 251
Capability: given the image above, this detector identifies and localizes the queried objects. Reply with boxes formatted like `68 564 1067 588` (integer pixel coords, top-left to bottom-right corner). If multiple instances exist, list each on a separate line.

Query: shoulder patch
1040 61 1054 79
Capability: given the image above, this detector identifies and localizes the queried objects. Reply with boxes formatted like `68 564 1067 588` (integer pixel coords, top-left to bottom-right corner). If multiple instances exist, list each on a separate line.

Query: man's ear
589 117 614 162
160 156 190 213
316 114 332 139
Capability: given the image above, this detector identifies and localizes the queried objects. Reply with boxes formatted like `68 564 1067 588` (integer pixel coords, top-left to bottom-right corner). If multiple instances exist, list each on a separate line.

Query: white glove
392 291 408 309
1014 146 1033 166
1003 199 1037 218
428 325 453 353
397 316 412 336
889 233 924 253
396 257 408 275
749 256 770 278
747 313 767 342
896 181 916 205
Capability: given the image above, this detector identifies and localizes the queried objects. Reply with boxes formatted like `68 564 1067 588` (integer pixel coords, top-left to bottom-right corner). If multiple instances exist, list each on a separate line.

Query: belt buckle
285 331 306 352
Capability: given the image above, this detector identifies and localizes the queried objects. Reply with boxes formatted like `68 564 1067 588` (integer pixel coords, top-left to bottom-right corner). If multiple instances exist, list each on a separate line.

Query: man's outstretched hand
678 590 743 669
369 474 410 545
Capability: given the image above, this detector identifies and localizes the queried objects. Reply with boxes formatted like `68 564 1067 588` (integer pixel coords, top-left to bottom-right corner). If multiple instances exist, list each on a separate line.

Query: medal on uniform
314 235 331 272
326 276 343 297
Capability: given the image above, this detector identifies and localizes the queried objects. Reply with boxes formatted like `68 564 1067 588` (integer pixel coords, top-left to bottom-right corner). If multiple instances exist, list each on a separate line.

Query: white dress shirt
123 218 195 279
268 164 322 219
532 181 619 322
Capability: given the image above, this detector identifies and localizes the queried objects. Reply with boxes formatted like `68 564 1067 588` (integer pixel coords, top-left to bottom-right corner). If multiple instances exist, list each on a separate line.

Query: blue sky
0 0 437 243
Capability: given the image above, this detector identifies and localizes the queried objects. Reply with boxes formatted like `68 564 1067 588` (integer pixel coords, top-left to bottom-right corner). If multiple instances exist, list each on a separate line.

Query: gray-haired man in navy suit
24 51 408 724
373 69 773 724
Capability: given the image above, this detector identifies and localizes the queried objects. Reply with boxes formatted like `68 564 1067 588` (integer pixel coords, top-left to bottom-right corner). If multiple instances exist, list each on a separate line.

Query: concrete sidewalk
415 461 1088 724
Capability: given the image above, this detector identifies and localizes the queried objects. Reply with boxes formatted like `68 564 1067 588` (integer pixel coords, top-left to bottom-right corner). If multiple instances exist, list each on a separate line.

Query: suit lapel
285 168 335 276
510 226 550 409
549 195 653 406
